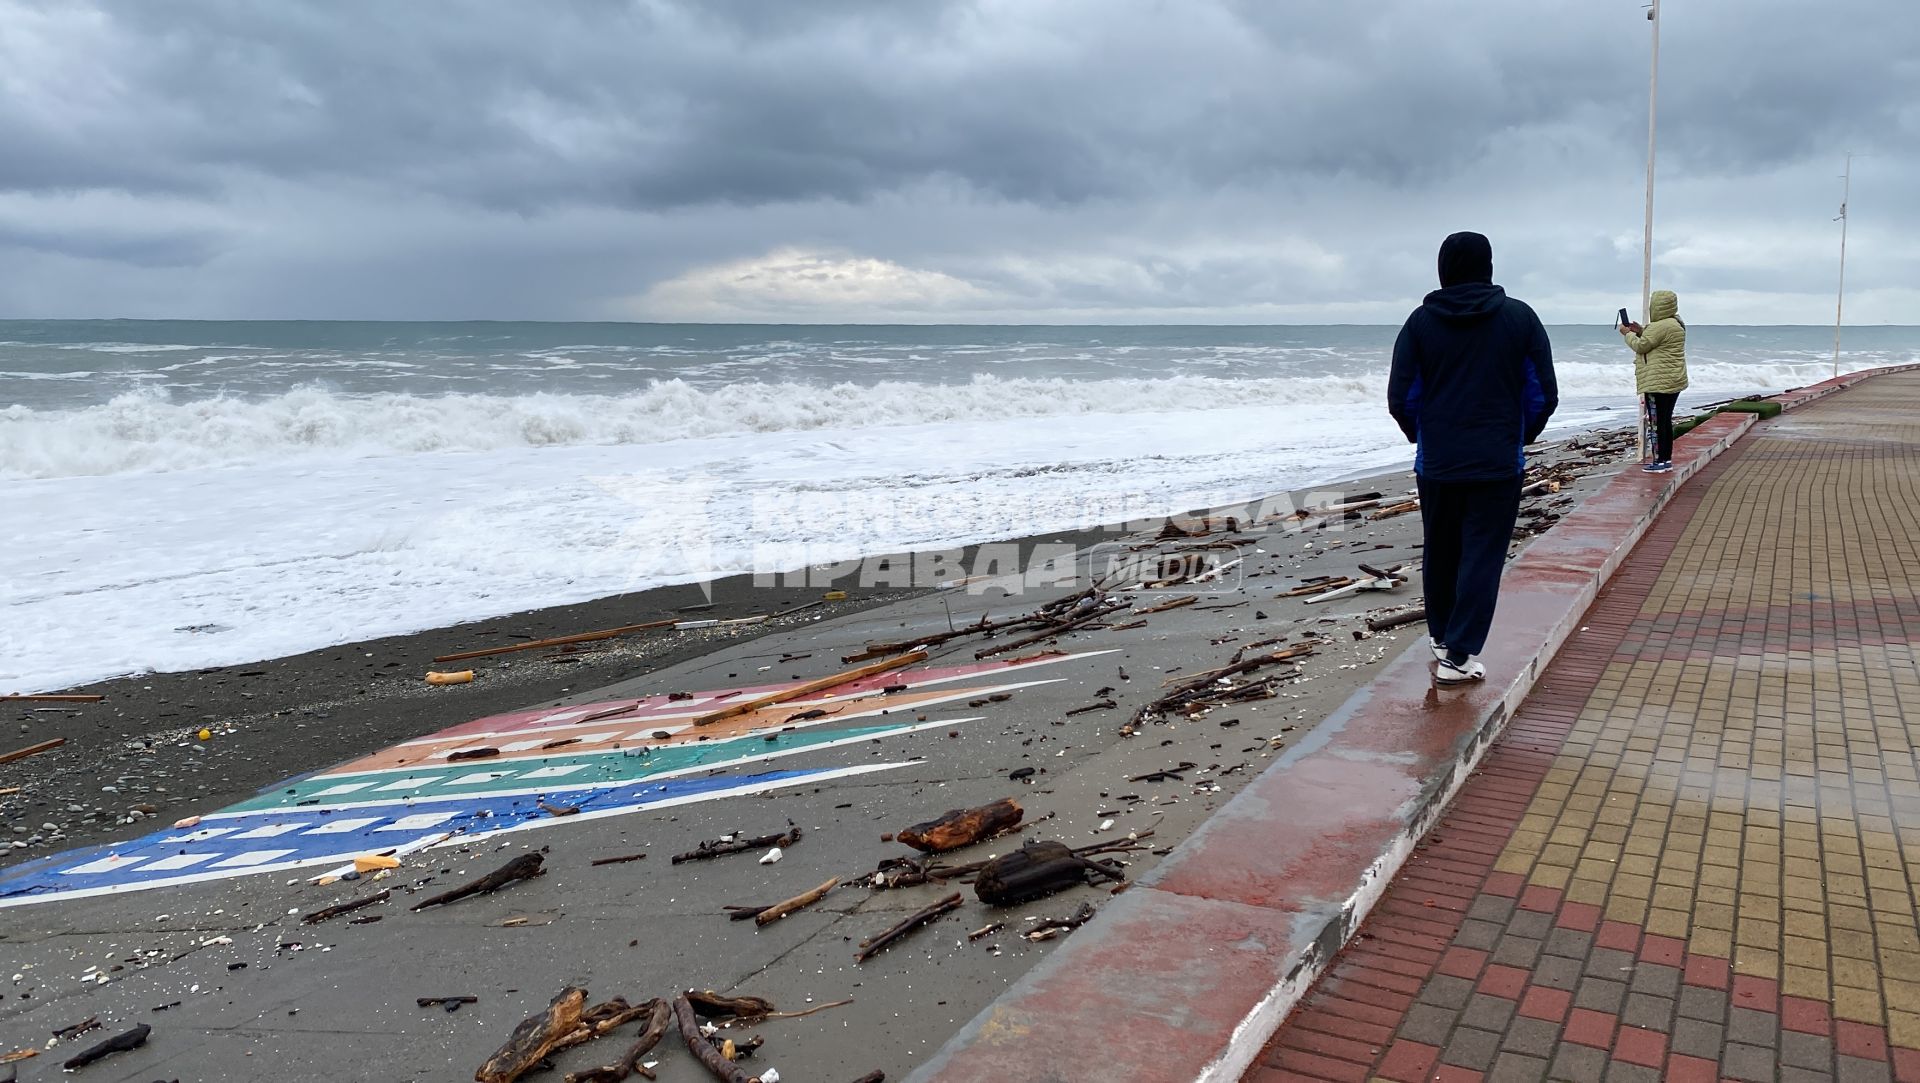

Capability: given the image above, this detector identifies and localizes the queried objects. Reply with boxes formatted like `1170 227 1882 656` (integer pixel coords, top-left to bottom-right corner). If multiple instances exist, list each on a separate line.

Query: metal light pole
1638 0 1661 459
1833 153 1852 378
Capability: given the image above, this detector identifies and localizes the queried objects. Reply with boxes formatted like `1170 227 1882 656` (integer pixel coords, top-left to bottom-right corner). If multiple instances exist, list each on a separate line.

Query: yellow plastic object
353 854 400 873
425 670 474 685
197 727 212 740
823 590 848 602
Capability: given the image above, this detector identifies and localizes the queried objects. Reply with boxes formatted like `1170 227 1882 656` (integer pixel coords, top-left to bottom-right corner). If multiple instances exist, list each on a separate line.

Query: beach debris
855 891 964 963
197 727 213 740
967 922 1005 941
1129 763 1197 783
436 619 678 663
758 847 782 865
672 996 758 1083
50 1016 102 1042
61 1024 150 1070
448 746 501 761
0 1048 35 1064
301 888 391 925
845 1073 886 1083
1 692 103 702
1133 595 1198 615
425 669 475 685
1278 577 1353 597
418 995 480 1010
410 852 545 910
0 738 65 767
974 602 1120 660
1369 499 1421 520
751 876 839 926
1065 698 1117 716
538 800 581 817
172 815 202 829
564 996 672 1083
673 825 800 865
896 798 1023 853
1366 608 1427 632
692 650 927 727
974 841 1124 906
1024 901 1099 941
590 852 648 866
476 987 588 1083
354 854 401 873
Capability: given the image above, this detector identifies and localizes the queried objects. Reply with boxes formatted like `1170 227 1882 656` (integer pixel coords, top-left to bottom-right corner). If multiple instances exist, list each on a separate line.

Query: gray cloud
0 0 1914 322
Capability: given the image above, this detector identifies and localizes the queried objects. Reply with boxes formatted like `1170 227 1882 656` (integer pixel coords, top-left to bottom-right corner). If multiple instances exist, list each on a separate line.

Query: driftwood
301 888 391 924
897 798 1022 853
975 842 1125 906
1278 493 1383 521
62 1025 150 1070
0 738 65 766
435 619 677 663
1370 499 1420 520
672 995 756 1083
411 853 545 910
50 1016 101 1042
419 996 480 1009
1278 577 1352 597
692 650 927 726
1121 645 1315 736
1133 595 1197 615
856 892 964 963
842 613 1051 663
564 998 672 1083
1065 698 1118 715
1367 608 1428 632
590 852 648 866
685 990 853 1024
475 987 588 1083
673 826 800 865
1024 901 1099 940
0 693 103 703
754 876 839 926
974 604 1118 660
448 746 501 761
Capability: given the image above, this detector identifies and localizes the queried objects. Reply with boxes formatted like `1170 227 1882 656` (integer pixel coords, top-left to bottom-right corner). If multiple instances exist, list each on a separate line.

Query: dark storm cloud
0 0 1914 320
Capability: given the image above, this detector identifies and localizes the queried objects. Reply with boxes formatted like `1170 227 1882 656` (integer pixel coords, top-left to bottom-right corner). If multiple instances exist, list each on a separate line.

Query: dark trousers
1649 391 1679 461
1417 475 1523 658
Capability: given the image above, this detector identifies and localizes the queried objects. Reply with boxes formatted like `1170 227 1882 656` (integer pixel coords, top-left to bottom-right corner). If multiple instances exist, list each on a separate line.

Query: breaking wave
0 360 1874 480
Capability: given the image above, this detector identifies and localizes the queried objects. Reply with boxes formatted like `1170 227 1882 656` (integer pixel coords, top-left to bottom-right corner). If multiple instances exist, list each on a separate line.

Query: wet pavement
1247 371 1920 1082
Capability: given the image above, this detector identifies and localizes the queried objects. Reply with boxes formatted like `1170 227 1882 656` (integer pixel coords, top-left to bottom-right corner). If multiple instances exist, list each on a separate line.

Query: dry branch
0 738 65 766
754 876 840 926
672 826 799 865
411 853 545 911
672 996 756 1083
475 987 588 1083
897 798 1022 853
692 650 926 726
435 620 676 663
301 889 390 925
856 892 963 963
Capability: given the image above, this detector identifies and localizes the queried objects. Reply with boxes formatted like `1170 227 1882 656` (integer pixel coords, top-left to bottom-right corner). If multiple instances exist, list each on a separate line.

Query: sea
5 320 1915 692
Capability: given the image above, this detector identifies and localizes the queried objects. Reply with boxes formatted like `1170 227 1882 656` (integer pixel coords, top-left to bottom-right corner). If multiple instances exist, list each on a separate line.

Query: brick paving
1247 372 1920 1083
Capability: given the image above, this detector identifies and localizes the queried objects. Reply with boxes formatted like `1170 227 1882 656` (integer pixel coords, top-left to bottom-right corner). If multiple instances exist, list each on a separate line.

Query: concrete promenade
1247 371 1920 1081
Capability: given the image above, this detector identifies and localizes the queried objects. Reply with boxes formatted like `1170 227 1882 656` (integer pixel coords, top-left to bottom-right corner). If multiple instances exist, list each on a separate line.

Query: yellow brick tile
1532 864 1572 890
1736 919 1782 950
1733 947 1780 979
1605 895 1648 925
1493 851 1534 876
1890 1010 1920 1052
1834 955 1882 991
1564 878 1610 907
1835 984 1884 1024
1646 908 1691 939
1783 936 1826 971
1886 978 1920 1016
1782 965 1829 1000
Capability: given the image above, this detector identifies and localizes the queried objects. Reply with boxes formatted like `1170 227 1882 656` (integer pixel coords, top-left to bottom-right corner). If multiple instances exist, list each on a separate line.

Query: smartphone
1616 307 1631 328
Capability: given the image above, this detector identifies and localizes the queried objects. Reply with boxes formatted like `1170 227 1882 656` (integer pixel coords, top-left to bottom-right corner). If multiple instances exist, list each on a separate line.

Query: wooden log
672 826 799 865
0 738 64 766
896 798 1023 853
754 876 839 926
564 998 672 1083
61 1025 151 1070
842 614 1050 663
435 620 677 663
411 853 545 911
475 987 588 1083
855 891 964 963
1278 577 1352 597
1369 499 1420 520
671 995 756 1083
590 852 648 867
301 888 391 925
0 693 103 703
974 606 1117 660
1367 608 1428 632
691 650 927 727
1132 595 1197 615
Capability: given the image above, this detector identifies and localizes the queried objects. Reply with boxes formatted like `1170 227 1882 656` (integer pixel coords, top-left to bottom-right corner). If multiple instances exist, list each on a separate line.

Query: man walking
1387 232 1557 684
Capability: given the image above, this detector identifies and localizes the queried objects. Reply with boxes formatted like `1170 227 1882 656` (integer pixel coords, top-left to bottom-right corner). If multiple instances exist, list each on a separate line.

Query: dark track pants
1417 474 1523 658
1649 391 1679 462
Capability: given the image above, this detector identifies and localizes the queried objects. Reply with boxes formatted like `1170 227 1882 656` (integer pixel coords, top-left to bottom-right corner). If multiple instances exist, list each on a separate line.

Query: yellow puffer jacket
1625 290 1688 394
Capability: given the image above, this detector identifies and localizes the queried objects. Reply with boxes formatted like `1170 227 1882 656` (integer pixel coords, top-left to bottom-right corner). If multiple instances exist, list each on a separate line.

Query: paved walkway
1249 372 1920 1082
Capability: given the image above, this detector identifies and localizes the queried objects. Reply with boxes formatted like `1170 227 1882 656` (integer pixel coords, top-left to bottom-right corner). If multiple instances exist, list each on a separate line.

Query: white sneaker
1435 657 1486 685
1429 637 1449 662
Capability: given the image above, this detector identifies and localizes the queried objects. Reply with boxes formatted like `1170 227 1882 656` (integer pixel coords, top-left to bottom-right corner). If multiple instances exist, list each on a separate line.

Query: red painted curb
907 365 1916 1083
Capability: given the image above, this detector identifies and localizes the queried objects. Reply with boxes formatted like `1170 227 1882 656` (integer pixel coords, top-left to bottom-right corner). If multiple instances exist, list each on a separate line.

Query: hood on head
1650 290 1678 322
1437 232 1493 287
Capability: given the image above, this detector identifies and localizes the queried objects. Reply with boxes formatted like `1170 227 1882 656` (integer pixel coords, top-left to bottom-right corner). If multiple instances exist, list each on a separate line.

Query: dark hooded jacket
1388 233 1558 481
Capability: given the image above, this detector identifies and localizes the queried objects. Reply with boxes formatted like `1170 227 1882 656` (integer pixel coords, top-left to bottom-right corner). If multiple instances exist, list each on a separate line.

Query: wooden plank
432 619 678 663
0 738 65 766
690 650 928 727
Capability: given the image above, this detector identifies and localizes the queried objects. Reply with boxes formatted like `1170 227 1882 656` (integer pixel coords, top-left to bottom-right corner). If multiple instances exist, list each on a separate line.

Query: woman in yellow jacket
1619 289 1689 473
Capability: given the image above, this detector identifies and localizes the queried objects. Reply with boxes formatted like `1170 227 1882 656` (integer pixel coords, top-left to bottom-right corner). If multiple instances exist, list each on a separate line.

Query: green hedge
1715 399 1783 419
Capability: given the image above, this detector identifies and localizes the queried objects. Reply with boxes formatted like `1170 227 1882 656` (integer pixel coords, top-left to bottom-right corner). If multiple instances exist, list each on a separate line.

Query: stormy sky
1 0 1914 324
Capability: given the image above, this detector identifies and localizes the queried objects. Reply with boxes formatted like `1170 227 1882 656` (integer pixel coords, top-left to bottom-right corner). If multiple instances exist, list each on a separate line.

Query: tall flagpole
1832 153 1851 379
1638 0 1661 460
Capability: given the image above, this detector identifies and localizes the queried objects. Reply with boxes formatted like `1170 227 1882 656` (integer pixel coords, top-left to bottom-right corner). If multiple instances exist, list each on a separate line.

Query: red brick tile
1640 934 1686 967
1270 1046 1371 1082
1780 995 1832 1036
1665 1053 1719 1083
1556 901 1602 932
1891 1046 1920 1083
1347 949 1435 981
1477 964 1530 1000
1564 1008 1618 1048
1432 1067 1485 1083
1279 1025 1382 1067
1596 919 1642 951
1483 871 1525 897
1732 974 1779 1013
1361 925 1450 956
1519 985 1573 1023
1837 1020 1890 1062
1337 963 1425 998
1683 954 1730 990
1290 1007 1395 1048
1437 946 1488 980
1518 884 1563 912
1374 1039 1440 1082
1320 973 1415 1014
1613 1025 1667 1067
1242 1066 1321 1083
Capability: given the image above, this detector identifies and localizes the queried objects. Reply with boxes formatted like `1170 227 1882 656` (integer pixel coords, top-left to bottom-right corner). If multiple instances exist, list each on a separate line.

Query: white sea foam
0 360 1871 480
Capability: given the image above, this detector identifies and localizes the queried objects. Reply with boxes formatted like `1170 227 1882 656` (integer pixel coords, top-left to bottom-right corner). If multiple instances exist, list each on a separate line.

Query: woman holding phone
1619 290 1689 472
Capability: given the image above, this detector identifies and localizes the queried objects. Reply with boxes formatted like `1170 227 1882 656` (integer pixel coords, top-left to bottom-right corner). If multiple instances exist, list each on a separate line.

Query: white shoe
1429 637 1449 662
1435 658 1486 685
